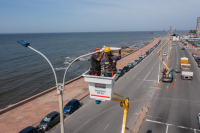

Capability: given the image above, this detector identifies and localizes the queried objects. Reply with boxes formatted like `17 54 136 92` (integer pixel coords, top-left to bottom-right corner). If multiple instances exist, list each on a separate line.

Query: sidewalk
0 37 159 133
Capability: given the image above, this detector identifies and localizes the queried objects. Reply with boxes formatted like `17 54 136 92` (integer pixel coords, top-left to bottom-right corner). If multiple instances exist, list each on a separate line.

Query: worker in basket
90 48 104 76
102 46 121 77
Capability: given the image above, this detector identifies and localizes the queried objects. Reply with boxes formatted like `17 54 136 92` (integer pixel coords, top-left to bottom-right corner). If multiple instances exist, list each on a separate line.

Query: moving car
39 111 60 131
63 99 80 114
182 47 185 50
123 66 130 72
163 52 167 56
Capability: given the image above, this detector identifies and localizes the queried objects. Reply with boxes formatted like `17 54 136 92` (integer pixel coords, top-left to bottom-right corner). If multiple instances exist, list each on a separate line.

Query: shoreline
0 37 160 133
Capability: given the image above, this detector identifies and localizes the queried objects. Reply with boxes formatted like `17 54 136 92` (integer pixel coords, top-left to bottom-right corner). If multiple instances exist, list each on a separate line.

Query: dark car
198 62 200 67
197 113 200 129
19 126 38 133
123 66 130 72
196 58 200 62
118 69 125 77
63 99 80 114
135 58 141 64
39 111 60 131
182 47 185 50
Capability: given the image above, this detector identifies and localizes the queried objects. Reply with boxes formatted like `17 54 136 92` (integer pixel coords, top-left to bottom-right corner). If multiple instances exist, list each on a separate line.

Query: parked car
197 113 200 129
182 47 185 50
192 53 197 57
63 99 80 114
118 69 125 77
39 111 60 131
198 62 200 67
163 52 167 56
131 61 137 67
139 56 143 60
194 56 199 60
127 63 134 69
195 57 200 62
123 66 130 72
19 126 39 133
135 58 141 64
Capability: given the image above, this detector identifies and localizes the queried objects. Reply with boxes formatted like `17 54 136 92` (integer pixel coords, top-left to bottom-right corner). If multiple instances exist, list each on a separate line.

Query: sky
0 0 200 33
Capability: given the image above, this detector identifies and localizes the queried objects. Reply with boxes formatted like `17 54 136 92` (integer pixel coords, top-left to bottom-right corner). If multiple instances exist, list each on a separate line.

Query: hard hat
94 48 100 52
104 46 111 52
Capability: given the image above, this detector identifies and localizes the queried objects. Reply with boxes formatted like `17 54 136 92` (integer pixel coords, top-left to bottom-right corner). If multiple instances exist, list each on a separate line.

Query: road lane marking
175 79 176 81
166 124 169 133
146 119 200 132
132 71 141 79
146 115 162 119
104 124 109 130
144 71 151 80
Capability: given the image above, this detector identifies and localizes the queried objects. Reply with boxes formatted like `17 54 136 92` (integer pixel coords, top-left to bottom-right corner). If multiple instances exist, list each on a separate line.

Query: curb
131 107 149 133
0 75 83 115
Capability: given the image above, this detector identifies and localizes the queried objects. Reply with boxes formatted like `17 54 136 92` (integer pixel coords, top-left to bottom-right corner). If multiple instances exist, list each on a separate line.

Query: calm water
0 31 168 109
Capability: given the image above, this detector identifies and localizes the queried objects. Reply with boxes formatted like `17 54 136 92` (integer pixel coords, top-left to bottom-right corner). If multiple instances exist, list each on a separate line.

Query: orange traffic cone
167 86 169 89
174 82 175 86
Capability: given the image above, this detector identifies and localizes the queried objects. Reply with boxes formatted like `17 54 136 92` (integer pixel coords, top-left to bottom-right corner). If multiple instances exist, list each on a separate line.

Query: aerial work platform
82 70 117 101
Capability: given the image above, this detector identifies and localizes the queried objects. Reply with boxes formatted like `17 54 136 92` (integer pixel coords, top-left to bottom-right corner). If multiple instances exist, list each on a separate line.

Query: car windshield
65 103 72 108
43 117 51 122
117 71 121 74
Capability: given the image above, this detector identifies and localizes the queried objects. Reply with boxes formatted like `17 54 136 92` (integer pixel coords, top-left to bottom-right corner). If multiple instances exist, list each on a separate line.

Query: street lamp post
17 40 101 133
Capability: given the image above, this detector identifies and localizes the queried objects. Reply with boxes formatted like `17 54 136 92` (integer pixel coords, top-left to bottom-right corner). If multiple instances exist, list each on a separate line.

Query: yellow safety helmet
104 46 111 53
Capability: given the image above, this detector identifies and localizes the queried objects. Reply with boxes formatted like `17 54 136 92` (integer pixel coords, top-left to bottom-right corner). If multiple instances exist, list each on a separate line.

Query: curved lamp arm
62 50 101 91
17 40 58 90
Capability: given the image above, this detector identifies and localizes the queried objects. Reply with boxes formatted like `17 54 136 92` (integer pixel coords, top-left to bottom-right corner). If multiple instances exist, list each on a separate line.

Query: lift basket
82 70 116 101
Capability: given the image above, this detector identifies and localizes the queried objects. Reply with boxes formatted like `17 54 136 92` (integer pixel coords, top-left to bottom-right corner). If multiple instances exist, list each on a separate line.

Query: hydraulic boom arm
157 37 173 77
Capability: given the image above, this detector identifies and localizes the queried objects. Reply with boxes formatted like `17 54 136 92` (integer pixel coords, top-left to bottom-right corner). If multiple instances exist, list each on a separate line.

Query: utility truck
157 37 174 82
180 57 193 80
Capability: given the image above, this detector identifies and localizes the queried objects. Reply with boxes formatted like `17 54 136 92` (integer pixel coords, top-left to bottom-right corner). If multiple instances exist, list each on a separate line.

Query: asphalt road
47 36 200 133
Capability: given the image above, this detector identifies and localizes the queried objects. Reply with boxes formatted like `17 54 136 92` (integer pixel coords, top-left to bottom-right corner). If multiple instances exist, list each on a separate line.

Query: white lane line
166 124 169 133
132 71 141 79
146 119 165 125
144 71 151 80
177 126 189 129
146 115 162 119
175 79 176 81
143 80 157 82
104 124 109 130
64 104 87 121
146 119 200 132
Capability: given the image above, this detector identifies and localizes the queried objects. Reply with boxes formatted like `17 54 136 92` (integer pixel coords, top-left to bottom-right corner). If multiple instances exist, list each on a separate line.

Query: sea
0 31 169 109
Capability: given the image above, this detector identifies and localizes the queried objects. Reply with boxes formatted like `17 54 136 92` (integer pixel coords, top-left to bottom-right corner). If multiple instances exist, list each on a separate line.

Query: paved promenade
0 37 159 133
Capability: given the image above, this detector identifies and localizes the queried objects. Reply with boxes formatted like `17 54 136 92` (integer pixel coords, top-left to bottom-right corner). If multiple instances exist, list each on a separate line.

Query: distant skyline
0 0 200 33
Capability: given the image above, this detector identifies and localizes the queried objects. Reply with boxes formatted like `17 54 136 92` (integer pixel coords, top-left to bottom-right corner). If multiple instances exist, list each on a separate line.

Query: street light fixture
17 40 101 133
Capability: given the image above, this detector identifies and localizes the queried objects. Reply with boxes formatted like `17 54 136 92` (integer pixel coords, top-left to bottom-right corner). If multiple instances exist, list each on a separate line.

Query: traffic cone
174 82 175 86
167 86 169 89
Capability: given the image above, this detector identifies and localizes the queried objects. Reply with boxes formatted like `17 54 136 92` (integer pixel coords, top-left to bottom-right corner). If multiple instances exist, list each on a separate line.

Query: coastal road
139 40 200 133
48 37 200 133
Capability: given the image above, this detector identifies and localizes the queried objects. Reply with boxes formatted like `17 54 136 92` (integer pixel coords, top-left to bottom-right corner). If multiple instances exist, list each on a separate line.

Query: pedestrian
90 48 104 76
102 46 121 77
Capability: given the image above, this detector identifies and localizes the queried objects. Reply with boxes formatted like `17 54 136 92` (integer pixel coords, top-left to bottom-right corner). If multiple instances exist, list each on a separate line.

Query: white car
173 44 175 46
163 52 167 56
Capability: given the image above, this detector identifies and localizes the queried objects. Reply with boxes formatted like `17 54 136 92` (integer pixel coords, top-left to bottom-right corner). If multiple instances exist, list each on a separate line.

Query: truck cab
162 68 173 82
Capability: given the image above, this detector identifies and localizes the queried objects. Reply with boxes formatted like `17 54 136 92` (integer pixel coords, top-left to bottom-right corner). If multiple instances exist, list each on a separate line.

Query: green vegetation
123 50 134 53
189 30 196 34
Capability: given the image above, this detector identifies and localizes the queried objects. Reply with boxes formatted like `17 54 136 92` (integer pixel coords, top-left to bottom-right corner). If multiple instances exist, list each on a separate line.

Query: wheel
47 126 51 131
